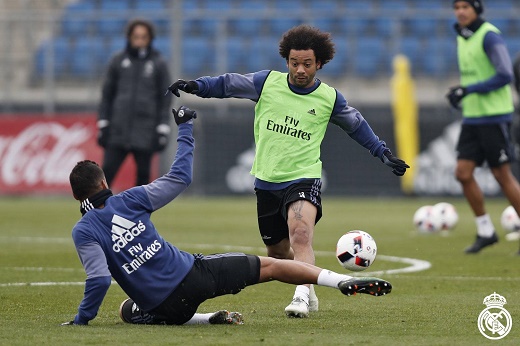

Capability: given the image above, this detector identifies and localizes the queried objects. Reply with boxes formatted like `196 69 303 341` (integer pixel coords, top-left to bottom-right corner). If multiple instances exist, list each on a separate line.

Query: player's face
453 2 478 27
287 49 321 89
129 25 151 49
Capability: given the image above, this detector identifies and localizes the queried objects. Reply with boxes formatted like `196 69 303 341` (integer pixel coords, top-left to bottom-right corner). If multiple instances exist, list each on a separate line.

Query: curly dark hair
126 18 156 41
279 25 335 69
69 160 105 201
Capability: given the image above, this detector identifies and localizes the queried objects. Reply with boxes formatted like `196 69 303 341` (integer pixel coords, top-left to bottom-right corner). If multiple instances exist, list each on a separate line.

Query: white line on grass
0 281 85 287
0 281 118 287
0 267 83 272
0 236 72 244
0 240 432 287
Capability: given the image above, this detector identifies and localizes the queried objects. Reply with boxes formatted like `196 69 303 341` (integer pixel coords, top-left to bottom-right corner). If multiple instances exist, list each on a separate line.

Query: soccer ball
431 202 459 231
336 230 377 272
500 206 520 232
413 205 442 233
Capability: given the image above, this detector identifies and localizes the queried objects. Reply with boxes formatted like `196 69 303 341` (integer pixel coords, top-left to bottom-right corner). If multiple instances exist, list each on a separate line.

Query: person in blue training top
446 0 520 254
166 25 408 318
61 105 393 326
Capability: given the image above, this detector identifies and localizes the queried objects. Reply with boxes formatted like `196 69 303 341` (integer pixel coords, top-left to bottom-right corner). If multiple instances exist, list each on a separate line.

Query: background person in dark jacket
97 19 172 187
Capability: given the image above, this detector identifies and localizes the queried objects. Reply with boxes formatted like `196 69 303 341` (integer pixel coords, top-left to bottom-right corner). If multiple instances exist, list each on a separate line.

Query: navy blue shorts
255 179 322 246
151 253 260 325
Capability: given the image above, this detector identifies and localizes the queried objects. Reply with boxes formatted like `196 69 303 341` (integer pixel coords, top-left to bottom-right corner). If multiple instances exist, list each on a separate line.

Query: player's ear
316 61 322 70
101 179 109 190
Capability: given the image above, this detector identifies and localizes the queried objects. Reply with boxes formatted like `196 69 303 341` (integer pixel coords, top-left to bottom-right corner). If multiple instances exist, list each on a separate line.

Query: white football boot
285 296 309 318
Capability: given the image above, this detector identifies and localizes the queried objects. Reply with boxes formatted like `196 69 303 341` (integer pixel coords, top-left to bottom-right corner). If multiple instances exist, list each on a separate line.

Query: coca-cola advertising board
0 114 152 194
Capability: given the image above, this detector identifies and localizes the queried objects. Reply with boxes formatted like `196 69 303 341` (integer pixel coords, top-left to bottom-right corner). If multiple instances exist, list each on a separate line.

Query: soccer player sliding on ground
62 106 391 326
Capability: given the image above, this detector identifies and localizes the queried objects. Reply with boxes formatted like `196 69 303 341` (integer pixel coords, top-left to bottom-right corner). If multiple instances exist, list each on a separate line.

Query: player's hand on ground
382 150 409 176
446 86 467 110
165 79 198 97
172 106 197 125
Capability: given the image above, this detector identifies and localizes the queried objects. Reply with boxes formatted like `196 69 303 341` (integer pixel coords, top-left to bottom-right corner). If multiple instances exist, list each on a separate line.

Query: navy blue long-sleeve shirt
71 123 195 325
465 31 513 95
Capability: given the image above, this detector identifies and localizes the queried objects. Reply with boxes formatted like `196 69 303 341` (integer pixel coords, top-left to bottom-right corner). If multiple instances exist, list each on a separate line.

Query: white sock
293 285 310 304
183 313 213 325
476 214 495 237
317 269 352 289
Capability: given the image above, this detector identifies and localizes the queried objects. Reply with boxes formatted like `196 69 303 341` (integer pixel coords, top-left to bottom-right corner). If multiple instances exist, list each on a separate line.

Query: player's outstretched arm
166 72 267 100
142 106 197 211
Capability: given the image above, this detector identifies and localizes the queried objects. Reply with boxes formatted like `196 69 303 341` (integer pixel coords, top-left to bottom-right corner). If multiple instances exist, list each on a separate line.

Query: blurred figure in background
97 19 172 187
446 0 520 254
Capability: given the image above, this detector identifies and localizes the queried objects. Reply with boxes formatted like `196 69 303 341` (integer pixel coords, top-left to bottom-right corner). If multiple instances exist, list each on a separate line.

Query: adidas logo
112 214 135 238
111 214 146 252
307 109 316 115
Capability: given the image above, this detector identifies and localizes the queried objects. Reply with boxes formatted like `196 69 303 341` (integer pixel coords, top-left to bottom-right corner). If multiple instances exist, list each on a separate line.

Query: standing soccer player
167 25 408 317
447 0 520 254
62 106 393 326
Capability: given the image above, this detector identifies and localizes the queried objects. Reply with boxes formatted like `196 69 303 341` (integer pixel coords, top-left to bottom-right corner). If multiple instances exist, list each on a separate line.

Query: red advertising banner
0 114 156 194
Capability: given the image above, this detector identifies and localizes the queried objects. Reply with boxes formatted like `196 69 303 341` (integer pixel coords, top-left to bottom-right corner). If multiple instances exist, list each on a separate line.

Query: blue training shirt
71 123 195 324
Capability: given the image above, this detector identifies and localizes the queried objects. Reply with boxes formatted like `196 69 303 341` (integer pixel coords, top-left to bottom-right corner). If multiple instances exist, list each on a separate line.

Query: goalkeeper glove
172 106 197 125
382 150 409 176
165 79 198 97
446 86 467 110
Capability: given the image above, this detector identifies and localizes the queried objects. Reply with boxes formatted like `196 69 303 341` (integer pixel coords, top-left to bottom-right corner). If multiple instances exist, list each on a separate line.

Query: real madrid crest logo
477 292 512 340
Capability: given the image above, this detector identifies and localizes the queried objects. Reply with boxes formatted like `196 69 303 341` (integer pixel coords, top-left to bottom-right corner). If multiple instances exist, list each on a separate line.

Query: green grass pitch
0 195 518 345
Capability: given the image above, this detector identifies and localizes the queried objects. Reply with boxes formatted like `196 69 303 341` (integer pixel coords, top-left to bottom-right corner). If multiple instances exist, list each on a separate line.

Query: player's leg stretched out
119 254 391 325
119 299 244 325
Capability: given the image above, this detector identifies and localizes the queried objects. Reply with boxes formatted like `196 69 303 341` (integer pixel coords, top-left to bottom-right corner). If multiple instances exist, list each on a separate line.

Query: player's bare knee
267 251 289 259
455 170 472 184
290 226 312 248
266 242 291 259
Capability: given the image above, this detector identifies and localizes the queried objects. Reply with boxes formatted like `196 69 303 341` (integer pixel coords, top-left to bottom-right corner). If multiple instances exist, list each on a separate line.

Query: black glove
382 150 409 176
172 106 197 125
165 79 199 97
97 126 110 148
446 86 467 110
